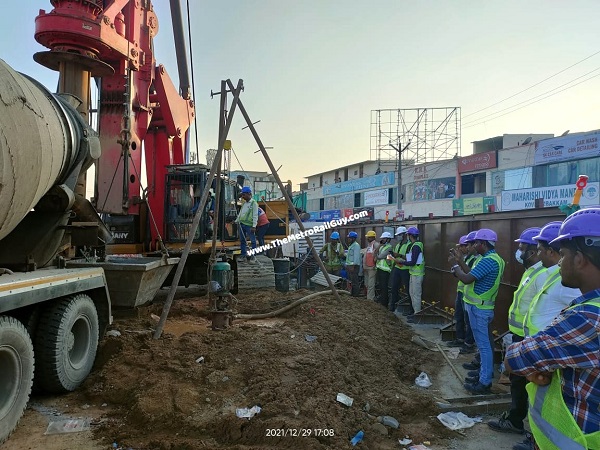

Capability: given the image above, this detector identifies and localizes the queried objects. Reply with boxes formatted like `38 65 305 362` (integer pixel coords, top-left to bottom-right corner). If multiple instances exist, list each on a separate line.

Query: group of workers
319 226 426 319
447 207 600 450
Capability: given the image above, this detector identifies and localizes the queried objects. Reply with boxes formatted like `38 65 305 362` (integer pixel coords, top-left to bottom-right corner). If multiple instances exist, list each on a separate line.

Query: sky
2 1 600 190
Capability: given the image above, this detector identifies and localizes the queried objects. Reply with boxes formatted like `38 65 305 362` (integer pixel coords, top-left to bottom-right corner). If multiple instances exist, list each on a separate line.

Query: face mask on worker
515 249 524 264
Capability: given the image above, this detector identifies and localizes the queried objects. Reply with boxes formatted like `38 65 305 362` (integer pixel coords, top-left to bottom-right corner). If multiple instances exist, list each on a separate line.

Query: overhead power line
464 49 600 120
463 70 600 129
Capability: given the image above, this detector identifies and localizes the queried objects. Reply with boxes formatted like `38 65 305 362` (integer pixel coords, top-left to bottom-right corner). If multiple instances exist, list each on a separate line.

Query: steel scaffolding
370 107 461 169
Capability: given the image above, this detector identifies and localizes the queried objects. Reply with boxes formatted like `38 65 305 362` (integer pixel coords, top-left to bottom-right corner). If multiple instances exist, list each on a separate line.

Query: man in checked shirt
505 207 600 450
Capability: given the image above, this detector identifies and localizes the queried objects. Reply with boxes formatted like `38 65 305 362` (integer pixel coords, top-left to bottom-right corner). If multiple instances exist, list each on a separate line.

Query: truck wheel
0 316 34 444
34 294 99 393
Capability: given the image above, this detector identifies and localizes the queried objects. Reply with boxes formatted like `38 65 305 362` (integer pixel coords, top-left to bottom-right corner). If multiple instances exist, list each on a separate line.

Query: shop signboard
501 182 600 211
452 197 496 215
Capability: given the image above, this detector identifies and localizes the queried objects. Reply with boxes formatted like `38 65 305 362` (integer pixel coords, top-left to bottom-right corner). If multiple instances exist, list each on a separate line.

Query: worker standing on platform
390 226 410 313
362 231 379 300
487 227 547 436
319 231 345 276
345 231 362 296
236 186 258 264
397 227 425 323
505 207 600 450
450 228 505 394
375 232 393 307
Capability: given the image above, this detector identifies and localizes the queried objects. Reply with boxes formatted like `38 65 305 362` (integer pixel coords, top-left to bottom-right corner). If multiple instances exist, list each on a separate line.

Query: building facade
304 130 600 221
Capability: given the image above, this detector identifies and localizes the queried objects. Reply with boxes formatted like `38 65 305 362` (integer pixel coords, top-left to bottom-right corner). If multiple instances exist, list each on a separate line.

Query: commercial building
304 129 600 220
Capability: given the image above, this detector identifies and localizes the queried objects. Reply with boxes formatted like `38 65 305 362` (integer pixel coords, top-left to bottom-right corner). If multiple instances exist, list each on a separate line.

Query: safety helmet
458 235 469 245
330 231 340 240
395 226 408 236
380 232 392 239
241 186 252 194
366 231 377 238
551 207 600 245
348 231 358 238
514 227 542 245
474 228 497 242
465 231 477 242
533 221 562 246
407 226 419 236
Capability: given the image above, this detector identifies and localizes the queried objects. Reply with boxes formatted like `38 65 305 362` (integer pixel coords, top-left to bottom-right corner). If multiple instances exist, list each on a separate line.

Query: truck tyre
34 295 99 393
0 316 34 444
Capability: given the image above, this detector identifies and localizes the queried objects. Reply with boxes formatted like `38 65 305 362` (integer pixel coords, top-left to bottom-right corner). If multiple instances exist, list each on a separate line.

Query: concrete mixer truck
0 58 113 443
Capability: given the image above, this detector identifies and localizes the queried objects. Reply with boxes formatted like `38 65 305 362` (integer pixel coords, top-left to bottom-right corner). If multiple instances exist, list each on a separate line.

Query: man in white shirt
523 221 581 337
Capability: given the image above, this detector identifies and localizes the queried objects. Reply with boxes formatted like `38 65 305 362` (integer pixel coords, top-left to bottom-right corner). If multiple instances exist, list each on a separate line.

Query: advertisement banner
501 182 600 211
364 189 389 206
533 130 600 165
323 172 394 195
452 197 495 215
458 151 497 173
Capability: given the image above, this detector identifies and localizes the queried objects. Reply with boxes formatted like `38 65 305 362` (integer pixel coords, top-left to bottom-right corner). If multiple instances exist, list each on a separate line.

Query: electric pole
389 140 411 215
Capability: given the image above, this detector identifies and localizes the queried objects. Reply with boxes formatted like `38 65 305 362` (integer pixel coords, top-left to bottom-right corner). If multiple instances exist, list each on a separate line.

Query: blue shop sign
323 172 395 195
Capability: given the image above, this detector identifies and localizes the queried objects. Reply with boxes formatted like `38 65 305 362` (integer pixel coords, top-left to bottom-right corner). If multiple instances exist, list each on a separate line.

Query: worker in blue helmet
345 231 362 296
505 208 600 450
235 186 258 264
319 231 345 276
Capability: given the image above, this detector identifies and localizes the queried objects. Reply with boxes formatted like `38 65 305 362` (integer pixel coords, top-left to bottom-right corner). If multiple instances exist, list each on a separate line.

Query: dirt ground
1 287 523 450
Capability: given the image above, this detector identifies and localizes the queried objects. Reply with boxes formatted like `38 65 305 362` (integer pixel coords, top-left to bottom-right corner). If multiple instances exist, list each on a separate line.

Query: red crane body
34 0 194 248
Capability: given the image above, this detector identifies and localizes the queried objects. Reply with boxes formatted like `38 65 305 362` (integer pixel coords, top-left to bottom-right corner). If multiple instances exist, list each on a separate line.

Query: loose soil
4 288 460 449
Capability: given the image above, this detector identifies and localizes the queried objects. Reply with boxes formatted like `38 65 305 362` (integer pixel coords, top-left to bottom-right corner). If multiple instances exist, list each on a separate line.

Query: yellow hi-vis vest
457 254 479 294
526 298 600 450
394 241 410 270
407 241 425 276
508 264 547 336
376 243 392 272
463 252 505 310
522 268 561 337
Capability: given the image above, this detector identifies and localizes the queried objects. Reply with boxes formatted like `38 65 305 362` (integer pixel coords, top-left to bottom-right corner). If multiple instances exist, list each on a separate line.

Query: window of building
461 173 486 196
344 168 349 181
354 192 361 207
319 175 323 187
359 164 364 178
319 198 324 210
534 159 599 187
491 167 532 194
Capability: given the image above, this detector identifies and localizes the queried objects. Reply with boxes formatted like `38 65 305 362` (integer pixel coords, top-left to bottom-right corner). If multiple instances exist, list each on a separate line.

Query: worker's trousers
409 274 423 313
466 304 494 386
363 268 376 300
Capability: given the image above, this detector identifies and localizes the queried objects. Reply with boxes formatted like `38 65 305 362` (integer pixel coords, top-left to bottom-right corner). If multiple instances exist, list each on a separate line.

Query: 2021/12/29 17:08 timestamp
265 428 335 437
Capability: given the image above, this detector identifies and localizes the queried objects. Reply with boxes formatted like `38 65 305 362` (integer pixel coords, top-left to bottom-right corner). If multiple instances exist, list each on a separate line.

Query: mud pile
78 289 449 449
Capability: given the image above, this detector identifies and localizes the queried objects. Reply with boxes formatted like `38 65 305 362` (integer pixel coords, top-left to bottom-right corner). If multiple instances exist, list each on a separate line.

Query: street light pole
389 140 410 215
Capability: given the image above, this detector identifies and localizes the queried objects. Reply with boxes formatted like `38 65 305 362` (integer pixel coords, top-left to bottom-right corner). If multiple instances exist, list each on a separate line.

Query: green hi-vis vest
407 241 425 276
522 267 561 336
376 243 393 272
321 242 344 269
463 252 505 310
394 241 410 270
508 264 547 336
526 298 600 450
457 254 479 294
239 198 257 226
